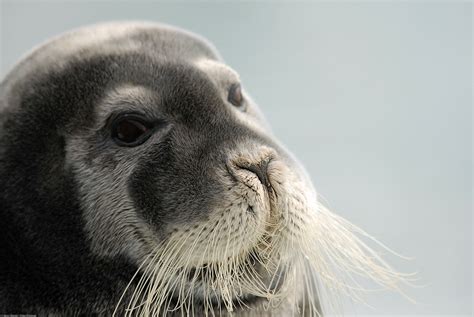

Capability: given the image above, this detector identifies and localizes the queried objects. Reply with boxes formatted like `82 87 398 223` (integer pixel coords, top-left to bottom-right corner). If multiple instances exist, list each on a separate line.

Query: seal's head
0 22 410 316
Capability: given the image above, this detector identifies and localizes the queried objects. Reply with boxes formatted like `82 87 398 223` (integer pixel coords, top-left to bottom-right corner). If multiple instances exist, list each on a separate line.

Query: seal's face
0 23 407 316
64 33 317 312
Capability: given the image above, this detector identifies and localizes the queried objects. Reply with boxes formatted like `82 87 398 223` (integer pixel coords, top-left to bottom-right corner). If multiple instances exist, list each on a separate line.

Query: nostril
238 159 271 188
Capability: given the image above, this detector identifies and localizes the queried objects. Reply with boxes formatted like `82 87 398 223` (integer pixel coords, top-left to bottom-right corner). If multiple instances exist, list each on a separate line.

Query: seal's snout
226 146 277 193
235 158 271 188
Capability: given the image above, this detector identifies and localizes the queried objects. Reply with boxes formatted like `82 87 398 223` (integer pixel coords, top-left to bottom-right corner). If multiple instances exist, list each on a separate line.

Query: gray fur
0 22 319 315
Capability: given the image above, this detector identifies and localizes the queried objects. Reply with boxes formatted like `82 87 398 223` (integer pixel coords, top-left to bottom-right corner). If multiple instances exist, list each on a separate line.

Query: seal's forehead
2 22 221 88
47 22 221 60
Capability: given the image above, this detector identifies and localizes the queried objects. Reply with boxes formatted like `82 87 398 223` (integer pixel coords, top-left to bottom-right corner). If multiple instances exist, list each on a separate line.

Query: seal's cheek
129 162 217 226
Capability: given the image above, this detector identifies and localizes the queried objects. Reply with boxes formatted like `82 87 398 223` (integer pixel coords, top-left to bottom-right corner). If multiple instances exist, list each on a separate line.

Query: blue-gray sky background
1 1 472 315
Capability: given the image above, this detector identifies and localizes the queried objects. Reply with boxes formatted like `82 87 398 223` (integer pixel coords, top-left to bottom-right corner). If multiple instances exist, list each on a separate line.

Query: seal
0 22 410 316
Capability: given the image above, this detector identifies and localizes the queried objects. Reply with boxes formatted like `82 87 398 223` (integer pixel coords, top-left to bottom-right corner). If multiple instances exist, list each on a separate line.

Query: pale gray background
0 1 472 316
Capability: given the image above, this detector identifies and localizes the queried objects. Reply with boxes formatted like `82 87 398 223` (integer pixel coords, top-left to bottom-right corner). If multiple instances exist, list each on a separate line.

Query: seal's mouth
184 246 274 287
185 247 262 278
168 289 264 313
179 247 286 311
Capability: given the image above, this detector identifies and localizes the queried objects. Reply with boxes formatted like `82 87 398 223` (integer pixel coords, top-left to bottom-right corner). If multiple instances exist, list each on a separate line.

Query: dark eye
228 83 244 108
111 115 152 146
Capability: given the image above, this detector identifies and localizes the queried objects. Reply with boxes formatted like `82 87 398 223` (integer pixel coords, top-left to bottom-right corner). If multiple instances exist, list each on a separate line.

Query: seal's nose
238 159 271 188
226 146 277 191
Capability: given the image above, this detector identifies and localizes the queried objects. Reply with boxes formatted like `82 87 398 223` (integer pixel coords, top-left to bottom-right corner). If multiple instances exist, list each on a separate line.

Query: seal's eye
111 115 152 146
228 83 244 109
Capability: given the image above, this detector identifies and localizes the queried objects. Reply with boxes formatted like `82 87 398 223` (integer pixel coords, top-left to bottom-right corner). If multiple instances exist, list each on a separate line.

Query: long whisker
116 173 413 316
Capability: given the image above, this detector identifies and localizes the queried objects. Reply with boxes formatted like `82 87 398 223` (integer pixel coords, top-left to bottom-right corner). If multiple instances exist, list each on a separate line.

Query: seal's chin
173 247 289 312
